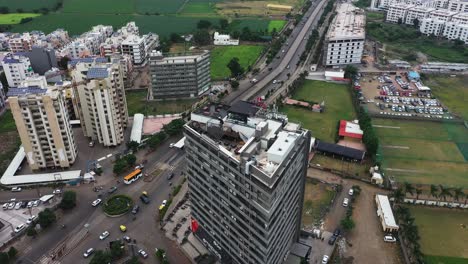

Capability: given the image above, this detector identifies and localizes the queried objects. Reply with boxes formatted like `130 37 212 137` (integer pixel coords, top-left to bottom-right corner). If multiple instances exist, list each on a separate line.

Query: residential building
405 6 434 24
371 0 438 9
442 19 468 42
184 101 311 264
59 25 113 58
447 0 468 12
420 9 459 35
0 83 6 113
213 32 239 45
18 46 58 75
7 86 77 170
149 51 210 99
386 4 414 23
2 54 34 87
8 33 36 53
21 75 48 89
121 35 146 65
71 61 128 146
324 3 365 66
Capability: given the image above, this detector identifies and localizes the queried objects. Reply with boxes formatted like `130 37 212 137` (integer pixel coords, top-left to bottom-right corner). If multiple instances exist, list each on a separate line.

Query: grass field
424 255 468 264
0 13 40 25
268 20 286 33
423 75 468 120
281 80 356 142
302 178 335 227
410 206 468 261
63 0 135 14
181 2 217 15
229 19 271 32
210 45 264 79
312 154 370 179
136 0 186 14
126 90 197 115
374 118 468 187
0 111 17 133
0 0 60 12
0 111 20 176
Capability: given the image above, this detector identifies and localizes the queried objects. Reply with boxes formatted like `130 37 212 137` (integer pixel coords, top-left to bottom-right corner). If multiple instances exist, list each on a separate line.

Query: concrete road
223 0 328 105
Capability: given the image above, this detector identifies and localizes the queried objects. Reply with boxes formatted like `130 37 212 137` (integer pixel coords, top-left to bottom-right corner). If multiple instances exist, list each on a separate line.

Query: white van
14 224 26 233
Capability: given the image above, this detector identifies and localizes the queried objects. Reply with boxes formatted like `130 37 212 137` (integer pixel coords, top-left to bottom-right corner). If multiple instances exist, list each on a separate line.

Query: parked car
99 231 110 240
92 199 102 207
322 255 329 264
27 201 33 208
333 228 341 237
328 235 337 245
342 198 349 207
11 187 22 192
2 203 8 210
131 205 139 214
162 200 167 207
167 173 174 180
138 249 148 259
88 141 95 147
83 248 94 258
123 236 131 243
27 215 37 225
348 188 354 196
14 202 22 210
8 202 15 210
53 189 62 194
108 186 118 194
384 235 396 243
272 80 278 84
14 224 26 233
33 200 40 207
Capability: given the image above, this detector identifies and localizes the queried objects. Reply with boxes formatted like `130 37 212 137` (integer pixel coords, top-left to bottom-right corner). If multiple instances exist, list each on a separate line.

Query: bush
27 226 37 237
159 199 173 221
172 185 182 196
59 191 76 210
7 247 17 259
38 208 56 229
103 195 133 216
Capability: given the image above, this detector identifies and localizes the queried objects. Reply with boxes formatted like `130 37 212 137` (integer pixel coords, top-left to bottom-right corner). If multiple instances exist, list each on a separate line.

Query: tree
59 191 77 210
230 80 239 90
7 247 17 259
16 8 24 13
413 18 420 28
340 217 355 231
90 250 112 264
0 252 9 263
127 256 142 264
127 140 139 153
404 182 415 196
197 20 212 29
126 154 137 167
392 188 405 206
438 185 452 201
38 208 56 229
0 71 8 94
113 158 127 174
397 18 403 24
57 56 70 70
227 57 244 78
453 187 464 202
110 241 125 259
344 65 358 79
415 188 422 200
147 132 166 149
219 19 229 31
193 30 211 46
27 226 37 237
170 33 183 43
0 7 9 14
430 184 438 198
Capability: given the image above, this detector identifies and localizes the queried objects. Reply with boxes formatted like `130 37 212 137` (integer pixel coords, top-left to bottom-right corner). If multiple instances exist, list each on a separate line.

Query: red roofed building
339 120 363 141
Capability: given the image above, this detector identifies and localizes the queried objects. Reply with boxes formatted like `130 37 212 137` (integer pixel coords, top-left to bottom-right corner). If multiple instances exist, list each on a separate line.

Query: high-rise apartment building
149 51 210 99
0 83 6 113
71 61 128 146
184 101 311 264
2 54 34 87
7 87 77 170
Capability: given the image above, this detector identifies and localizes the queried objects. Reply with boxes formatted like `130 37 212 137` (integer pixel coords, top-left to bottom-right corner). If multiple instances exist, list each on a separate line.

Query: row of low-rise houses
386 4 468 43
371 0 468 12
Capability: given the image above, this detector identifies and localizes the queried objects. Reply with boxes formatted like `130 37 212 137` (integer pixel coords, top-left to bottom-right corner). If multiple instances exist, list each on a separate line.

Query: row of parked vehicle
2 199 40 210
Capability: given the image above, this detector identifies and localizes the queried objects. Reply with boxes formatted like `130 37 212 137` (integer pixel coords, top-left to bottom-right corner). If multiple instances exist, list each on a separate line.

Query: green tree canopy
59 191 77 210
90 250 112 264
38 208 56 229
227 57 245 78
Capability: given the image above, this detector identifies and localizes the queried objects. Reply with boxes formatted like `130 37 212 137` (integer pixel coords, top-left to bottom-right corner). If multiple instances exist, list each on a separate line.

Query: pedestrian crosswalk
37 255 61 264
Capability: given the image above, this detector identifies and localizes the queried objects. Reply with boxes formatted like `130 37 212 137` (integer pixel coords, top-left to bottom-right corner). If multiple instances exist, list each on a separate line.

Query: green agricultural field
229 19 270 32
410 206 468 261
136 0 186 14
0 0 60 12
63 0 135 14
0 13 40 25
281 80 356 142
181 2 217 15
373 118 468 187
424 255 468 264
210 45 264 80
126 90 197 115
424 75 468 120
268 20 286 33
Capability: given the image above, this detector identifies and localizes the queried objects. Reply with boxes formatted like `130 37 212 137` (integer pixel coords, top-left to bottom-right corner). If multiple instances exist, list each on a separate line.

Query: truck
140 191 150 204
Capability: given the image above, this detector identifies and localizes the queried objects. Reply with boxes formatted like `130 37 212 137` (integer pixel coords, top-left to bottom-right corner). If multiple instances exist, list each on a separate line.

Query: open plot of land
210 45 264 79
0 111 21 175
0 0 60 12
373 118 468 187
302 178 334 227
409 206 468 262
228 19 270 32
217 0 303 17
0 13 41 24
312 154 370 179
136 0 187 14
267 20 286 33
424 75 468 120
126 90 197 115
281 80 356 142
63 0 135 14
180 2 217 15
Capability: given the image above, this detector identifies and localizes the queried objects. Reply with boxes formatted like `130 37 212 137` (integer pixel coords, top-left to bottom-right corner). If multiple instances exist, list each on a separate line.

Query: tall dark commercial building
149 50 210 100
184 101 311 264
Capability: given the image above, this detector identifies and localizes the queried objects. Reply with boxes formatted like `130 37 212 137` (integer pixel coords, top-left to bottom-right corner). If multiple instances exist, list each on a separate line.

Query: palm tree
430 184 439 199
392 188 405 207
453 187 464 202
404 182 415 197
352 185 362 195
415 188 423 200
439 185 452 202
395 206 410 220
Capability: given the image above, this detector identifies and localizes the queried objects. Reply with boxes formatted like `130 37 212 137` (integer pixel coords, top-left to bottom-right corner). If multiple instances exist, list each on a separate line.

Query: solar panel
86 67 109 79
6 87 47 97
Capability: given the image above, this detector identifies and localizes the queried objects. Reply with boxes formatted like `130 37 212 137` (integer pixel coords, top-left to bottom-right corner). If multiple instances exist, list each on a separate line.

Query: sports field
281 80 356 142
424 75 468 120
268 20 287 33
374 118 468 188
210 45 264 79
0 13 41 25
409 206 468 263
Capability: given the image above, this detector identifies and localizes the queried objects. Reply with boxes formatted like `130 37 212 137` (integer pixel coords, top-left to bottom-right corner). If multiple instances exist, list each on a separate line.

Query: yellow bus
124 169 143 184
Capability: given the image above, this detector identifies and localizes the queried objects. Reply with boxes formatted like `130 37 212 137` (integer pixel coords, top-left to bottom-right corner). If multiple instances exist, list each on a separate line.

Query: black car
167 173 174 180
108 186 118 194
140 195 150 204
333 228 341 237
132 205 140 214
328 235 337 245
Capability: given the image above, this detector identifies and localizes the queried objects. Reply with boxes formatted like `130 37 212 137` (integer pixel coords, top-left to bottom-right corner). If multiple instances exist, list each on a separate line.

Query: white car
8 202 15 210
2 203 8 210
11 187 22 192
348 188 354 196
99 231 110 240
169 143 174 148
162 200 167 206
14 202 22 210
33 200 40 207
322 255 329 264
342 198 349 207
384 235 396 243
92 199 102 207
14 224 26 233
83 248 94 258
272 80 278 84
27 201 33 208
53 189 62 194
138 249 148 259
27 215 37 225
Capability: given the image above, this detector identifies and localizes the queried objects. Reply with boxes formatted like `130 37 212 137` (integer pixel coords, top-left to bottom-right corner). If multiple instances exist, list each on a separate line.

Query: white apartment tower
2 54 34 87
325 3 366 66
72 61 128 146
121 35 146 65
386 4 415 23
8 87 77 170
